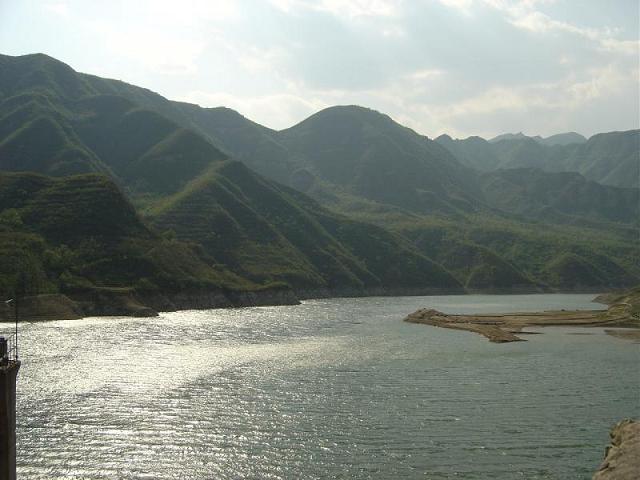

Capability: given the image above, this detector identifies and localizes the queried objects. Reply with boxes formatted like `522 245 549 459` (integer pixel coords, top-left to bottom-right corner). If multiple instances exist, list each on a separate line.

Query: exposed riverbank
0 286 300 322
2 286 638 323
593 419 640 480
0 286 464 322
404 288 640 343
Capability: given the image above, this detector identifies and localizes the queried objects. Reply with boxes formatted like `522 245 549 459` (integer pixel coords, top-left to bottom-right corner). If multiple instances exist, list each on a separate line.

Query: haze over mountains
488 132 587 146
0 53 638 313
437 130 639 188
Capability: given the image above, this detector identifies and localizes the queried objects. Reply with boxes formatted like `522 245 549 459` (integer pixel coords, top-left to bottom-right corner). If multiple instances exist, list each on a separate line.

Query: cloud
99 26 206 75
44 2 70 17
484 0 639 56
179 91 329 130
5 0 637 138
269 0 402 18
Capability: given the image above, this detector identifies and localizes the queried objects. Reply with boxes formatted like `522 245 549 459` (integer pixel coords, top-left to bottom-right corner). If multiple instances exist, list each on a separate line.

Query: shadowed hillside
0 53 463 298
0 52 638 296
0 172 265 310
437 130 639 188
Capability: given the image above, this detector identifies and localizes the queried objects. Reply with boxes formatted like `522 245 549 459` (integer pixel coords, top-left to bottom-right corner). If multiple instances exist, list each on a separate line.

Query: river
8 294 639 479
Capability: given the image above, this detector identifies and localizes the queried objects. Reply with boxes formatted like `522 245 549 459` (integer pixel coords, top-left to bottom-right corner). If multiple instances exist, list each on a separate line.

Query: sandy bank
404 288 640 343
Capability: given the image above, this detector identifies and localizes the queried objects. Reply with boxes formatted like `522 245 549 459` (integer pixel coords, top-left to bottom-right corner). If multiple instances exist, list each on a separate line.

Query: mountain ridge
0 52 637 304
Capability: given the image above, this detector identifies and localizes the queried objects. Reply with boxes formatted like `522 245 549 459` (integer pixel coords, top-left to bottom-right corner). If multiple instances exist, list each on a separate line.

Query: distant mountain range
437 130 639 188
0 53 637 311
489 131 587 146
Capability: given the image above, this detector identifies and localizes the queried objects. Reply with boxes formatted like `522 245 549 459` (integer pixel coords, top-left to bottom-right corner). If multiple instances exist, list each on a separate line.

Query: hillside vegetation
0 52 638 301
0 53 462 300
0 172 255 300
437 130 639 188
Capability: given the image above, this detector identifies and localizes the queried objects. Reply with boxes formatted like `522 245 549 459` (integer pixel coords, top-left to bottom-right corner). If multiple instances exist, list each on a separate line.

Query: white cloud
425 63 636 127
437 0 474 15
179 91 329 130
44 2 70 17
7 0 637 138
486 1 639 56
100 26 206 75
269 0 402 18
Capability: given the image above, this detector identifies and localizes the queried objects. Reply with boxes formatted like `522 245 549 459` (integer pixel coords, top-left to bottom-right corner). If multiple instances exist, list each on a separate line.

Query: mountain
0 171 287 316
148 159 460 294
435 134 501 170
172 103 485 216
560 130 640 188
205 107 636 228
540 132 587 146
0 52 637 296
479 168 639 224
488 131 586 146
489 132 530 143
275 106 481 215
0 53 463 300
437 130 639 188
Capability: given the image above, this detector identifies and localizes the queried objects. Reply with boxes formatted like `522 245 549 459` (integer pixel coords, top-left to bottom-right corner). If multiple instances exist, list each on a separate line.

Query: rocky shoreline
593 419 639 480
0 286 301 322
0 285 466 322
2 286 638 324
404 287 640 343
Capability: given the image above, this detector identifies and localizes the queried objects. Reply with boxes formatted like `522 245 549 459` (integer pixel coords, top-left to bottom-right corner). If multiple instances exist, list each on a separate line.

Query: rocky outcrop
593 419 640 480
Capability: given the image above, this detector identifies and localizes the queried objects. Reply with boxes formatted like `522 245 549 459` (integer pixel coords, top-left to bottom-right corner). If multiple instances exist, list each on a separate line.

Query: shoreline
593 419 640 479
403 288 640 343
0 287 634 323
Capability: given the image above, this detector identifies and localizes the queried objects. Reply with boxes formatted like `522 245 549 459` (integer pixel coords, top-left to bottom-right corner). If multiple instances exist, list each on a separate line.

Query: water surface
8 294 639 479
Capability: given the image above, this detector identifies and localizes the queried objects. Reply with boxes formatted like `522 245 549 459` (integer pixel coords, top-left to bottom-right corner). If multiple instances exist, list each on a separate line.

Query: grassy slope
0 53 637 293
0 54 462 294
0 172 254 298
148 160 462 292
437 131 640 188
331 199 638 290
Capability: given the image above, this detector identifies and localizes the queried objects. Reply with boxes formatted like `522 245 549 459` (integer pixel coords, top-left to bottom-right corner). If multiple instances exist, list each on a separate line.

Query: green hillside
479 168 639 225
0 52 637 298
276 105 481 215
148 159 462 293
0 53 462 298
0 172 255 302
437 130 639 188
342 207 638 291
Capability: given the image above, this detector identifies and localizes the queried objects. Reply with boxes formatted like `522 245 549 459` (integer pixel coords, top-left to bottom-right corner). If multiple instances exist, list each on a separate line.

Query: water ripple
9 294 639 479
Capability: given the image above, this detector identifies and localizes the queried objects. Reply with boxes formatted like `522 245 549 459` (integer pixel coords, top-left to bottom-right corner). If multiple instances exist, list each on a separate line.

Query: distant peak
539 132 587 146
286 104 397 132
435 134 453 142
489 132 530 143
315 104 387 118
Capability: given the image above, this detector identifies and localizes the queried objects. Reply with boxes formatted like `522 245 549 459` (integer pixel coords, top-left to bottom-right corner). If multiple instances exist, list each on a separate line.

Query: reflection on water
8 294 639 479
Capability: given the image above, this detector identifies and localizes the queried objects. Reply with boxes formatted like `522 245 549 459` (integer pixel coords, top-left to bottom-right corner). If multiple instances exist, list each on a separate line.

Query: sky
0 0 638 138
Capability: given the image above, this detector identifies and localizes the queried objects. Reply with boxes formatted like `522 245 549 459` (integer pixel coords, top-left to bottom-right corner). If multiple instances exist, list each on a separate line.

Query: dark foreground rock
593 419 639 480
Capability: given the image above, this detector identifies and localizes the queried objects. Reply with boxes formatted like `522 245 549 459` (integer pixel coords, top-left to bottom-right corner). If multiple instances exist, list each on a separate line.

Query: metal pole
14 296 17 361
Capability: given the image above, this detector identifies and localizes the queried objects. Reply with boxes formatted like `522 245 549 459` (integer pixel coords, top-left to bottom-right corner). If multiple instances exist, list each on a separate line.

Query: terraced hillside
0 52 638 295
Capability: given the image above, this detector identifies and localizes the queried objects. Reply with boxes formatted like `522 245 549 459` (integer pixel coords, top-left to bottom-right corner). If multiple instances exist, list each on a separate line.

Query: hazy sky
1 0 638 138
